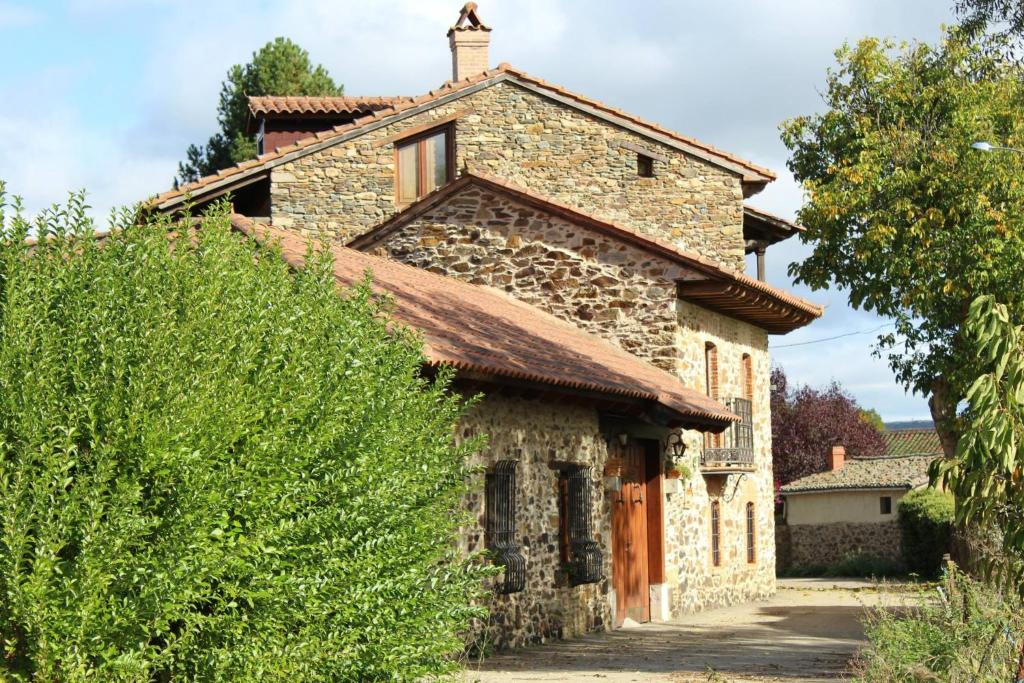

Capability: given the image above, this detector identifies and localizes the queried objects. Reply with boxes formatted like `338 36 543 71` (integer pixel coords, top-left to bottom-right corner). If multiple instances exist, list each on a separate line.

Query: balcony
701 397 755 473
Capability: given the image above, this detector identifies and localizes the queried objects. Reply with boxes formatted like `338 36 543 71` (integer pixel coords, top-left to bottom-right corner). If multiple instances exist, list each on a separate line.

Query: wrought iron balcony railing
701 397 755 469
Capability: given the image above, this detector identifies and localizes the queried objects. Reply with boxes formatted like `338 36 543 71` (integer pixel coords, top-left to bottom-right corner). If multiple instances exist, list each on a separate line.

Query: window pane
397 142 419 202
423 131 448 193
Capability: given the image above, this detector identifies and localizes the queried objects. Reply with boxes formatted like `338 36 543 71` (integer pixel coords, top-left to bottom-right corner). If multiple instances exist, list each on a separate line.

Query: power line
770 323 896 349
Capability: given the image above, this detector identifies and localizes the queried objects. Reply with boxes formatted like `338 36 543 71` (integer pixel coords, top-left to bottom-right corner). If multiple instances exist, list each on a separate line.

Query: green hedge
0 192 492 681
898 488 955 577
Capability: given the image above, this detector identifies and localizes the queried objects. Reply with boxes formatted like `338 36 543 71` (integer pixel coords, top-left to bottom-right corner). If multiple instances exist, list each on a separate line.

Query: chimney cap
449 2 491 34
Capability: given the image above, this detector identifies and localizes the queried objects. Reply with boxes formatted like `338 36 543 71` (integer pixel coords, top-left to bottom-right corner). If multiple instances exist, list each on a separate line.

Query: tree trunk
930 374 971 568
929 375 959 459
1015 636 1024 683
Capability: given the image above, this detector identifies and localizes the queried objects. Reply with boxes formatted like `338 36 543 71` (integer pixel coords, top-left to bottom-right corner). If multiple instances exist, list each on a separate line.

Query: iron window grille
485 460 526 594
702 397 755 467
559 465 603 586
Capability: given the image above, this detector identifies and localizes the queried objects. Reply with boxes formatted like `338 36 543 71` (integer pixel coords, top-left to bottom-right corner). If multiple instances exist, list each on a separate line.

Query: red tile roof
348 170 822 332
229 214 737 428
881 429 943 457
151 64 776 212
248 95 403 116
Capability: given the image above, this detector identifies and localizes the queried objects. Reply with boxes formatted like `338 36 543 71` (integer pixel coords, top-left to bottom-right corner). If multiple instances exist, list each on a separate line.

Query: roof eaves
781 484 917 495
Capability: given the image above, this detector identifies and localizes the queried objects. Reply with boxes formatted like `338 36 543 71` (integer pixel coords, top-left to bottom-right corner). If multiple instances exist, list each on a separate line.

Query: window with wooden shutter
485 460 525 593
558 465 603 585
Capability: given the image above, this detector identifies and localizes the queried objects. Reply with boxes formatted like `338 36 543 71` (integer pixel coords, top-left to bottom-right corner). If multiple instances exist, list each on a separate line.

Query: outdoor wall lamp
666 431 686 460
617 433 629 446
972 140 1024 155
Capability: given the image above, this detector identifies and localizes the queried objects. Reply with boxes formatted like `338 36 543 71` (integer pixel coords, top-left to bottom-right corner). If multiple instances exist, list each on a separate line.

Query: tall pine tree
177 37 342 185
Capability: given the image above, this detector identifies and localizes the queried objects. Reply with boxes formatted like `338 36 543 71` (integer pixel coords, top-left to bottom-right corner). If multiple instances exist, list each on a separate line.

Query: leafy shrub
0 191 492 681
898 488 954 577
855 566 1023 682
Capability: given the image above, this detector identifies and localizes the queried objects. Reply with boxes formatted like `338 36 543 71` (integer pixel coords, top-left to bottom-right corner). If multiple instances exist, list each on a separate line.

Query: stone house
151 4 821 648
779 432 941 571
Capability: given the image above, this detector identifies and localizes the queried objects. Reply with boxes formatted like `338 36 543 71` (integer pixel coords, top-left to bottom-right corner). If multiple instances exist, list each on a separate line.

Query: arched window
704 342 719 400
705 343 720 448
741 353 753 403
746 502 756 564
710 500 721 567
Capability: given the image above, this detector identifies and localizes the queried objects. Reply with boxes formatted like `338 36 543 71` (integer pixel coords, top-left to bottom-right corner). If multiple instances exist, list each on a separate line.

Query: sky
0 0 958 420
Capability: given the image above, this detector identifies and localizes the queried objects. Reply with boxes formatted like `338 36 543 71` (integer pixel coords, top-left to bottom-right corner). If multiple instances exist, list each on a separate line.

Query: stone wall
787 521 903 569
373 182 696 369
665 300 776 613
370 180 777 624
458 394 613 649
271 79 747 270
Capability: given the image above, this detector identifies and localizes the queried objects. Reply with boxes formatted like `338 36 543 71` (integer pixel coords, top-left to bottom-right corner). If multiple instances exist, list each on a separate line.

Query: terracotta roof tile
348 170 823 329
229 214 737 428
151 64 775 210
881 429 943 457
248 95 404 117
781 456 934 493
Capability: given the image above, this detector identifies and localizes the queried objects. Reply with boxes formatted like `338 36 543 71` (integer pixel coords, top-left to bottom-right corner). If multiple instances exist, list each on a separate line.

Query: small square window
880 496 892 515
637 154 654 178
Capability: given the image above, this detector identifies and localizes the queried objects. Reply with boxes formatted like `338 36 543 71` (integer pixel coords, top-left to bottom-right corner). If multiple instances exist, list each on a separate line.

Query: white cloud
0 1 38 28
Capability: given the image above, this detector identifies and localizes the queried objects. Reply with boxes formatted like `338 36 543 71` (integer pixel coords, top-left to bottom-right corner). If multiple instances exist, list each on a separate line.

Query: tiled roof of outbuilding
881 428 943 457
151 63 776 212
229 214 739 429
780 455 934 494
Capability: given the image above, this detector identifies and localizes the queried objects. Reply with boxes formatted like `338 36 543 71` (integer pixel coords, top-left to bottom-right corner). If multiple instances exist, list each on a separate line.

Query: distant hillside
884 420 935 431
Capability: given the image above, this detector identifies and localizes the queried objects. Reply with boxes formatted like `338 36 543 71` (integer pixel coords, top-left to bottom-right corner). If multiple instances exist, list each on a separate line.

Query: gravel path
464 579 906 683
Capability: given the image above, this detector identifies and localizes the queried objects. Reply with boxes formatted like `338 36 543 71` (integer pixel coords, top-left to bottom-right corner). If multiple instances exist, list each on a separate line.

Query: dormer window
637 153 654 178
395 125 453 204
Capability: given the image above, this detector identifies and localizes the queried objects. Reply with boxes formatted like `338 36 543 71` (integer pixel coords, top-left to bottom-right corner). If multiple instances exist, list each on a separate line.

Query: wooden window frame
393 123 455 205
710 500 721 567
746 502 756 564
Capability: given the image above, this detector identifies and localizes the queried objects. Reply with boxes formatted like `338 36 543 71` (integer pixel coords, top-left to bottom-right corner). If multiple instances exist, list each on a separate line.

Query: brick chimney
448 3 491 81
828 444 846 472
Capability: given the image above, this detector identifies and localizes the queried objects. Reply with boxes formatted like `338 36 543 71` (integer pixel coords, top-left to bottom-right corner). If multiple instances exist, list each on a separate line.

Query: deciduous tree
771 367 886 486
781 31 1024 458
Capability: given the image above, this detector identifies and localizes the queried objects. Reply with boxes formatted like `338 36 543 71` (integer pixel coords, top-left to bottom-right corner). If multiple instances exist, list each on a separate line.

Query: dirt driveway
465 578 904 683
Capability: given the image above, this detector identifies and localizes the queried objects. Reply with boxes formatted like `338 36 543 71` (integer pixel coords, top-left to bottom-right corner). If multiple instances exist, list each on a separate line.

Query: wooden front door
612 441 650 625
